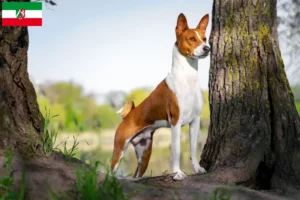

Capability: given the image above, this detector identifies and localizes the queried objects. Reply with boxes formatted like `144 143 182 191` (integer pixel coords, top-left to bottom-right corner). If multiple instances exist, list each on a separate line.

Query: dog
111 13 210 180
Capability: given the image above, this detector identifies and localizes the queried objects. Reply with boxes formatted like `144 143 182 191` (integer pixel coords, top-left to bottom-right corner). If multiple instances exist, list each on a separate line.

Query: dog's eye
190 37 196 41
203 37 207 42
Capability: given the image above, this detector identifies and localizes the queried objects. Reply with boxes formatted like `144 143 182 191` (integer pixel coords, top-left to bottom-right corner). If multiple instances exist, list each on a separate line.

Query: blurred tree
93 105 121 129
37 96 66 130
35 81 126 131
106 90 127 109
36 82 99 131
292 86 300 100
200 91 209 120
126 88 152 106
278 0 300 82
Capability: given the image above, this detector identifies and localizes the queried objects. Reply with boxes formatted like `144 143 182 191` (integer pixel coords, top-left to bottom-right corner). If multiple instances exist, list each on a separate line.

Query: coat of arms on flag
16 8 26 20
2 2 42 26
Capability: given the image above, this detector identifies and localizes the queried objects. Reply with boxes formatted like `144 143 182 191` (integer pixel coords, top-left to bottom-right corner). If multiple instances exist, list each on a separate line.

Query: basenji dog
111 13 210 180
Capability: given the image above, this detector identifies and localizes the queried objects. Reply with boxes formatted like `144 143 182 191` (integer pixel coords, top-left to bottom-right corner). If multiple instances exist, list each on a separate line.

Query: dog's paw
173 170 187 180
193 163 207 174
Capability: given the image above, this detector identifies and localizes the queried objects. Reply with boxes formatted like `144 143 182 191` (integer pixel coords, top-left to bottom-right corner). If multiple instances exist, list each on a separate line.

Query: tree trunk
0 0 44 154
200 0 300 192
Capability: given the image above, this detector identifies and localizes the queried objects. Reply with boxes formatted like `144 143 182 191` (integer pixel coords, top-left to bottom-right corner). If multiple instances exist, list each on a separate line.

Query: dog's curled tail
116 101 135 119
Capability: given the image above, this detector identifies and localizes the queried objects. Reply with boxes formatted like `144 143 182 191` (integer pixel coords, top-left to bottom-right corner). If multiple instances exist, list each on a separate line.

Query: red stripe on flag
2 18 42 26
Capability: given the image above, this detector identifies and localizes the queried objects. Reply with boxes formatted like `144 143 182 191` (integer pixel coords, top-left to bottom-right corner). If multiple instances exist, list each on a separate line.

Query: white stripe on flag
2 10 42 18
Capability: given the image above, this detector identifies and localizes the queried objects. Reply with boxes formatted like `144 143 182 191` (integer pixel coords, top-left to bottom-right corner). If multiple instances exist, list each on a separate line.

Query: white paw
193 163 207 174
173 170 187 180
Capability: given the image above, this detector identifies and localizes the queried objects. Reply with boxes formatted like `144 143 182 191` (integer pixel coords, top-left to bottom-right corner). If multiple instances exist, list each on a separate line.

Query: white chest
165 45 205 126
166 69 204 126
180 87 203 124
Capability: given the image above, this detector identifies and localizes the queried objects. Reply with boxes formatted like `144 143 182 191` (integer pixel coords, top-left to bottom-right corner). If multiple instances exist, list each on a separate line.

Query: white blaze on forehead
193 30 208 57
194 30 204 43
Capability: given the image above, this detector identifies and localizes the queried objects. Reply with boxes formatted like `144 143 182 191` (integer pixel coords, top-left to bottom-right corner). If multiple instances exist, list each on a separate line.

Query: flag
2 2 42 26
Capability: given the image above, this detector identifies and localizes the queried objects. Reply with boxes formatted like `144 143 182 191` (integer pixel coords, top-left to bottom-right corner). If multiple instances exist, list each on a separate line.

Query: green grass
295 101 300 115
61 134 89 162
0 147 16 200
50 161 129 200
207 187 232 200
62 134 81 162
0 147 26 200
41 108 59 156
39 107 89 162
77 162 127 200
27 107 59 156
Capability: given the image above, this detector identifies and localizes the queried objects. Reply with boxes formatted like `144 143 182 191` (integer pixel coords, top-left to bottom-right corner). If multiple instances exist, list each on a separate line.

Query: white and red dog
111 13 210 180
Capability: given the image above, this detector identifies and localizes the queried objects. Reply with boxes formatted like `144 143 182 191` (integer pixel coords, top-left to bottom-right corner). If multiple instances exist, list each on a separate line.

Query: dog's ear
196 14 209 31
176 13 189 38
116 101 135 119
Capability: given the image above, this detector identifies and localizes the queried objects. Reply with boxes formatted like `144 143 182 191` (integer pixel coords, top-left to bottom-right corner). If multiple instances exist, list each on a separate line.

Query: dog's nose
203 45 210 52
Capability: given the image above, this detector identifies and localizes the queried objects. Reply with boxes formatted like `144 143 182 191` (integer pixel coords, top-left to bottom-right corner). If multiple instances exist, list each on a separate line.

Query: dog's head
175 13 210 59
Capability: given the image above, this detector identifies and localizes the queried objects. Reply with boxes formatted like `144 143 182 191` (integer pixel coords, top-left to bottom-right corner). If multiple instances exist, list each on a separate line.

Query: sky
28 0 292 95
28 0 213 94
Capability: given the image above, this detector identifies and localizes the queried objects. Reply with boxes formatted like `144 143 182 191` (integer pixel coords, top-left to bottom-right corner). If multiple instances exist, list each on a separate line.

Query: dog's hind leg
132 132 154 178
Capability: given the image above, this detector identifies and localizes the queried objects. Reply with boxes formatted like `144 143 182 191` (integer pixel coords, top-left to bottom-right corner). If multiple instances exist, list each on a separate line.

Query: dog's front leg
189 117 206 174
171 123 187 180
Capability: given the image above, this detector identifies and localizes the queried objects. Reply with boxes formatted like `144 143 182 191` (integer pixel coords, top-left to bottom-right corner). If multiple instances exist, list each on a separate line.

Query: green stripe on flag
2 2 42 10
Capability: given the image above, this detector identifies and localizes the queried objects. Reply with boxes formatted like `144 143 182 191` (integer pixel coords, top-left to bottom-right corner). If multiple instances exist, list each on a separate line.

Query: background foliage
35 82 300 133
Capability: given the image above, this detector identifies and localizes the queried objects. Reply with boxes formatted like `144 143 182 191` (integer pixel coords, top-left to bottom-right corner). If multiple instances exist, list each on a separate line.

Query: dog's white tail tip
116 107 123 114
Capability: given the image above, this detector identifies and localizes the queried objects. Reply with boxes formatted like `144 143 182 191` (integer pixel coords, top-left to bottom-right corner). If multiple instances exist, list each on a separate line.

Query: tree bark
0 0 44 154
201 0 300 192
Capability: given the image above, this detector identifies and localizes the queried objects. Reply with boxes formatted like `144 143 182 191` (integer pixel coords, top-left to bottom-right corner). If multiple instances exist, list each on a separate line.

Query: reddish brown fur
176 13 209 56
133 136 153 178
111 80 179 175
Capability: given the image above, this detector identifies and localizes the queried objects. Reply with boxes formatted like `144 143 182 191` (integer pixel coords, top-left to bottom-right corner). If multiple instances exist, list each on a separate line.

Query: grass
46 128 129 199
76 162 127 200
41 107 59 156
61 133 89 162
188 186 232 200
295 101 300 115
208 187 232 200
38 108 126 199
0 147 16 200
0 147 26 200
27 107 59 157
38 107 89 162
50 161 130 200
62 134 81 162
47 128 132 199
